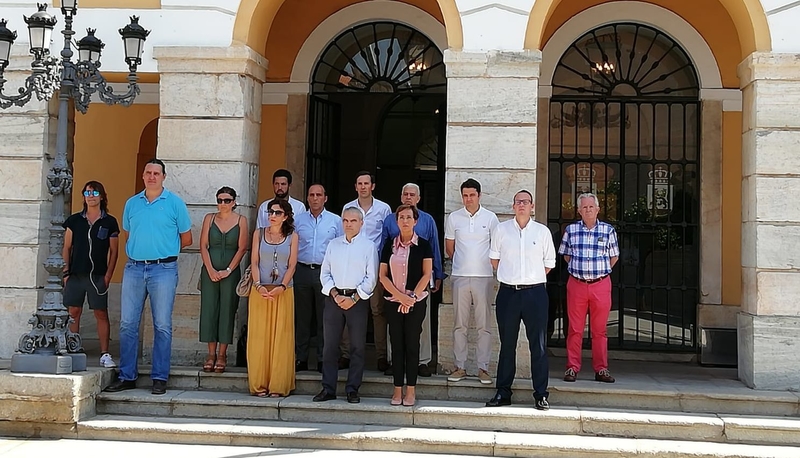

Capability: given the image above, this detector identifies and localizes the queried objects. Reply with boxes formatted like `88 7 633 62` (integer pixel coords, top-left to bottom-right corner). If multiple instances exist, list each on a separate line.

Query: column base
11 354 73 374
738 313 800 390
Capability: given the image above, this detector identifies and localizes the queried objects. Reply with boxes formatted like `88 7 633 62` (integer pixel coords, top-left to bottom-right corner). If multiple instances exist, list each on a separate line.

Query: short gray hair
577 193 599 208
402 183 421 195
342 206 364 220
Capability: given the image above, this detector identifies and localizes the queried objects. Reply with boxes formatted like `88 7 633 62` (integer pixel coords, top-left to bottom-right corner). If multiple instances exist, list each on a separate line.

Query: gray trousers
322 296 368 395
452 276 494 371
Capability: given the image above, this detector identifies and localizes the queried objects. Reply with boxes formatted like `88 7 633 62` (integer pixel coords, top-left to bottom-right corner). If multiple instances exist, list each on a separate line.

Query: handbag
235 228 262 297
236 265 252 297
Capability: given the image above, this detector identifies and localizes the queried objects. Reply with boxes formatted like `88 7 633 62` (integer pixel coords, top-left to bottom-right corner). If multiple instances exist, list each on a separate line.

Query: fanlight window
312 22 445 93
552 23 699 99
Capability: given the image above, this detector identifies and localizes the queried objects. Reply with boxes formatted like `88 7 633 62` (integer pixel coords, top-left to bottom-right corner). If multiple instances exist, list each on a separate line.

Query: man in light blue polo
105 158 192 395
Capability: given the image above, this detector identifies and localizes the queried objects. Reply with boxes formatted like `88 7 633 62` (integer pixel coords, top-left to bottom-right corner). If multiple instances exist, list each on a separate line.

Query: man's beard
275 190 287 198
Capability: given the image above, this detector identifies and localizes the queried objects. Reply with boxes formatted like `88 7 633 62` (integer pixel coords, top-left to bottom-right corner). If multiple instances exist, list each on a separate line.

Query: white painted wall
764 1 800 52
1 0 800 70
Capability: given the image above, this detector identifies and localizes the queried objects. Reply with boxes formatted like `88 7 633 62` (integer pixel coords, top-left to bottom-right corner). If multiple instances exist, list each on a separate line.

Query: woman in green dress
199 186 249 373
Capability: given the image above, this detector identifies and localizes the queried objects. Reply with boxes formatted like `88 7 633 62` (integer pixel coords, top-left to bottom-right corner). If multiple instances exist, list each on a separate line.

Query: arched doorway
547 23 700 351
306 21 446 214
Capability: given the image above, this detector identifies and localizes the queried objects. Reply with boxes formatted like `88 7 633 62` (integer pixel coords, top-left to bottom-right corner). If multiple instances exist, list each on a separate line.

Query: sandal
202 354 215 372
253 391 268 398
214 354 227 373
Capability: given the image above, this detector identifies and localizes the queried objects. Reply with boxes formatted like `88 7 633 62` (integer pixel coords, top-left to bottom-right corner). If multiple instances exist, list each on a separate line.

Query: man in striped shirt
558 193 619 383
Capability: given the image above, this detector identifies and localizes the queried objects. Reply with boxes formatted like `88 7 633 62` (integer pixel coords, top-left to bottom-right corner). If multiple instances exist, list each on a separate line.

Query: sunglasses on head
268 209 285 216
216 198 234 204
83 190 100 197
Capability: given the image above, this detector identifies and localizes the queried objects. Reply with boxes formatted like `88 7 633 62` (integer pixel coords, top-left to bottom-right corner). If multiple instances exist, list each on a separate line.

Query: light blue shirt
320 233 379 300
295 209 343 265
123 188 192 260
381 208 444 281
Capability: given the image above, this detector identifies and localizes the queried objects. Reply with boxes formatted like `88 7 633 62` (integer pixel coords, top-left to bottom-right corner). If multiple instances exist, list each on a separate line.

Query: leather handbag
236 265 252 297
235 228 262 297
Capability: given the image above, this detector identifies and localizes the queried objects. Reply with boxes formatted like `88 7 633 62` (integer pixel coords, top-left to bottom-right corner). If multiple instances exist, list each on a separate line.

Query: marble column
149 46 267 366
738 52 800 390
438 50 540 376
0 46 59 358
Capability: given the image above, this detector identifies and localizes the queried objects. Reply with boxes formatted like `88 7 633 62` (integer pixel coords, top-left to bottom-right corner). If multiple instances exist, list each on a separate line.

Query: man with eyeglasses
257 169 306 228
105 158 193 396
485 190 555 410
293 184 343 373
559 193 619 384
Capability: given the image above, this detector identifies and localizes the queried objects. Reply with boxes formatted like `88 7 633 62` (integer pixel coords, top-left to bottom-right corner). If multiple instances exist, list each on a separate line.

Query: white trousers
452 276 494 371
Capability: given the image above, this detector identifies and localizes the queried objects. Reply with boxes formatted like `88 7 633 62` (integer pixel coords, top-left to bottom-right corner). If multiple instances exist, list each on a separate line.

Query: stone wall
0 46 59 359
438 50 541 377
738 52 800 390
146 46 267 366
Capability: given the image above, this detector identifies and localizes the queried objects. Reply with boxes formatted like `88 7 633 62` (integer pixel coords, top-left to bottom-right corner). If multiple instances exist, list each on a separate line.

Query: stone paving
0 438 490 458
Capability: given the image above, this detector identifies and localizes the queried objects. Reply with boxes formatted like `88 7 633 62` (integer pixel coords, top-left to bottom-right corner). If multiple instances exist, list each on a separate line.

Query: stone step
132 366 800 417
96 389 800 446
77 414 800 458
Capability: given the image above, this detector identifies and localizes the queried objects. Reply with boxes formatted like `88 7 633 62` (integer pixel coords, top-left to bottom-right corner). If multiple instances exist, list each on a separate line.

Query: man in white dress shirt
445 178 499 385
485 190 555 410
340 171 392 371
314 206 378 404
256 169 306 228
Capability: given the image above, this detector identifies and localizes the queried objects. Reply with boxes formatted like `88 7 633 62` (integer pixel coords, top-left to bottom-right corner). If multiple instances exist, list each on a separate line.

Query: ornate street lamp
1 3 149 374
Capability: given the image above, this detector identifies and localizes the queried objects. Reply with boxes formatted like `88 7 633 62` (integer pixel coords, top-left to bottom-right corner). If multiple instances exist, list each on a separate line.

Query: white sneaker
100 353 117 368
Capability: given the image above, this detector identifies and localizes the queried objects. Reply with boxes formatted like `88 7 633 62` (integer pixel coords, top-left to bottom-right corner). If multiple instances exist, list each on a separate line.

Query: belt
132 256 178 264
335 288 358 296
572 275 608 284
499 282 543 290
299 262 322 270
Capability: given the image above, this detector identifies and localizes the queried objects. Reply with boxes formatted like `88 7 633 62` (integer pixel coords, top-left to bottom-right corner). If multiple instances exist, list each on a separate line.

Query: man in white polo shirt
445 178 498 385
485 190 555 410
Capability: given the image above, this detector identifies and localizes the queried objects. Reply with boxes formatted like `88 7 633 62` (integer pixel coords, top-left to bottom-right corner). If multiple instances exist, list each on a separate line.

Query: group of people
71 158 619 408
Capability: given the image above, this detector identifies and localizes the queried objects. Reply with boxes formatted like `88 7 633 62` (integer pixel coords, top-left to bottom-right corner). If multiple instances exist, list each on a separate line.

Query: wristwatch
409 292 417 300
226 267 232 273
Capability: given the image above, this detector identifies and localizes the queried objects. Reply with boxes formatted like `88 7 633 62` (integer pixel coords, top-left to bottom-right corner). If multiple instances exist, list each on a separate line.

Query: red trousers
566 275 612 372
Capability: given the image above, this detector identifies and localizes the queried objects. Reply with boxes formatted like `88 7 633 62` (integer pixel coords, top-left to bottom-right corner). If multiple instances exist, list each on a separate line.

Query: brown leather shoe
564 368 577 382
595 369 615 383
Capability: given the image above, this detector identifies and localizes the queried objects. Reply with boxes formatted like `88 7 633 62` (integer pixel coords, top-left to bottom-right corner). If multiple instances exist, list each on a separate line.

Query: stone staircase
81 366 800 457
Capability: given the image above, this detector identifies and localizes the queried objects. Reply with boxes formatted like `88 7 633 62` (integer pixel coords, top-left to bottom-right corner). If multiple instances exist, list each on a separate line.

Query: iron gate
547 23 701 351
305 95 341 206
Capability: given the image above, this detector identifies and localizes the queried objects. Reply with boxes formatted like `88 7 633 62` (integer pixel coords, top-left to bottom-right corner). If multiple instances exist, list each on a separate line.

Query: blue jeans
118 260 179 382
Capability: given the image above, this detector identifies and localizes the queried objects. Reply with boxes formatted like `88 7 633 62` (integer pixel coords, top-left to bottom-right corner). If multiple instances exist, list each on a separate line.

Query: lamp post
1 2 149 374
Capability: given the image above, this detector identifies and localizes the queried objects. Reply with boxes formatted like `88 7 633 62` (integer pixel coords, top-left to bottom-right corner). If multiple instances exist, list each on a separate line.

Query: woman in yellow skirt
248 198 298 397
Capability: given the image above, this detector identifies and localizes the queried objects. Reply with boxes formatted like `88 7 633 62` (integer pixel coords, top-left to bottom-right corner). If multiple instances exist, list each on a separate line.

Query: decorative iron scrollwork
312 22 445 94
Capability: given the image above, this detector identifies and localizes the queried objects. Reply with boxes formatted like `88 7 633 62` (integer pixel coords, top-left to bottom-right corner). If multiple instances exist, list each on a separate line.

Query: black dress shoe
295 360 308 372
485 393 511 407
338 357 350 370
383 365 393 376
105 379 136 392
347 391 361 404
417 364 432 377
152 379 167 395
317 362 323 373
312 389 336 402
535 397 550 411
377 358 390 372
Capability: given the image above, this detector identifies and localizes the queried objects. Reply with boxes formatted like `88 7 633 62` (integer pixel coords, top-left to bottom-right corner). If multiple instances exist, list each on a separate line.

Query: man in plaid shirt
558 193 619 383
